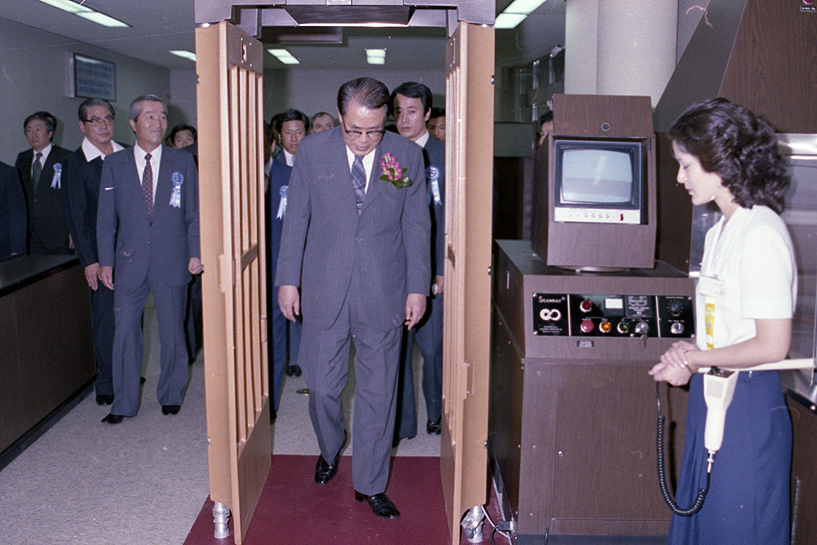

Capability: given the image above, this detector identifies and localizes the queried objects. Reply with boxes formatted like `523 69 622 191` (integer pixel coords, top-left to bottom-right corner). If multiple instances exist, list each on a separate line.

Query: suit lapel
154 146 173 213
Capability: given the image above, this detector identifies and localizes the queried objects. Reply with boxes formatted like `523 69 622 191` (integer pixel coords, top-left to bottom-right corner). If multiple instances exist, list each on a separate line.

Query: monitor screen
553 138 644 225
561 148 634 204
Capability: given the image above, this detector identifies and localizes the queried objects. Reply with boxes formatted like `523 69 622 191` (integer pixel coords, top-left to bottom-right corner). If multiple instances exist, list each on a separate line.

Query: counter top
0 255 79 298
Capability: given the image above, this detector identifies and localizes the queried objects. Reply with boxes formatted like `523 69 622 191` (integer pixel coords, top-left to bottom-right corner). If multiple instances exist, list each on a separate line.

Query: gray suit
276 127 430 494
97 145 200 417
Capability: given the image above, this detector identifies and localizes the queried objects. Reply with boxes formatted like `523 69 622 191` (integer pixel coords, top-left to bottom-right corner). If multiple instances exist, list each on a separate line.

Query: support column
566 0 677 105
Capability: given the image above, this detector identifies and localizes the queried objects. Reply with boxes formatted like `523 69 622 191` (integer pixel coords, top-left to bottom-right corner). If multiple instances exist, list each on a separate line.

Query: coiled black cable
656 382 709 516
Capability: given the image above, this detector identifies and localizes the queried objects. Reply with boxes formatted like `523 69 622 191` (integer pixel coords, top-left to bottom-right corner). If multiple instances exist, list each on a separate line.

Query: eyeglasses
83 115 115 127
341 120 385 140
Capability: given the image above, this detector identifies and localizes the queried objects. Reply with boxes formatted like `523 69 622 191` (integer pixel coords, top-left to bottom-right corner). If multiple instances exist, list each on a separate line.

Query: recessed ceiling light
495 0 548 29
37 0 130 28
268 49 300 65
169 50 197 62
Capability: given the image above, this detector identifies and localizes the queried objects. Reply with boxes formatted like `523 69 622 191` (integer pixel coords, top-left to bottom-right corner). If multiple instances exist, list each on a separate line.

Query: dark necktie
31 151 42 192
351 155 366 214
142 153 153 216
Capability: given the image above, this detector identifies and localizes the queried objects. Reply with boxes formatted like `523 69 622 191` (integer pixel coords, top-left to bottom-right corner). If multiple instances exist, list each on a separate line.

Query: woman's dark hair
669 97 790 214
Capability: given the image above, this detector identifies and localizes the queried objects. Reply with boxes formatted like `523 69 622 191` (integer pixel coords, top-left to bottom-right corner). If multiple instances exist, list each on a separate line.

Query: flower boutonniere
379 153 413 189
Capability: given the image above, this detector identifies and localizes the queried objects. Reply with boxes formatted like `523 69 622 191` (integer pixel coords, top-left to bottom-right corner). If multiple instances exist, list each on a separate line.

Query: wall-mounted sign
74 54 116 101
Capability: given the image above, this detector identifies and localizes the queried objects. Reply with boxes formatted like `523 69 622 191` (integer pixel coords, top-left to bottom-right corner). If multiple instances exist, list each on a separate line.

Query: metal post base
213 501 231 539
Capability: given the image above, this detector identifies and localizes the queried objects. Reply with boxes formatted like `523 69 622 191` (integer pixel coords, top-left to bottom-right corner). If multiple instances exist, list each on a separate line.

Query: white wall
0 18 179 164
263 68 446 124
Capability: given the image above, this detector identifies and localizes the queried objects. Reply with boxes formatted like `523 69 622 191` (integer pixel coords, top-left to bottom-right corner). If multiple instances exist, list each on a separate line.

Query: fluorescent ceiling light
77 11 129 28
268 49 300 65
366 48 386 64
169 50 197 62
494 13 527 29
38 0 88 13
37 0 130 28
504 0 548 15
495 0 548 29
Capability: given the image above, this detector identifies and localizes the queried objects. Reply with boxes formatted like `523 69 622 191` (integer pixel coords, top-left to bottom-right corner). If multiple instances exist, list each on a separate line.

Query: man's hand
99 266 114 290
435 275 444 295
189 257 203 274
85 263 100 290
278 285 300 322
405 293 427 330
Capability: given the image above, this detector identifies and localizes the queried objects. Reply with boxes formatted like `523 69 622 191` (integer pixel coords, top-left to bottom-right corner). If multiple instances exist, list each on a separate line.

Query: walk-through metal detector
194 2 495 543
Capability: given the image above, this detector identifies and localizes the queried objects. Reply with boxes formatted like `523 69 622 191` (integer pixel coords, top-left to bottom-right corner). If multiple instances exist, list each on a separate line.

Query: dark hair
169 123 197 144
391 82 433 115
274 109 309 134
312 111 333 122
78 98 115 122
669 98 790 214
538 109 554 125
337 77 390 118
129 94 166 123
24 111 57 134
429 107 445 119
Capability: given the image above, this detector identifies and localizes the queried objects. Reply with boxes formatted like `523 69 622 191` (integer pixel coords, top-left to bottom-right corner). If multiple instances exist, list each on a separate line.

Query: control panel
532 293 694 338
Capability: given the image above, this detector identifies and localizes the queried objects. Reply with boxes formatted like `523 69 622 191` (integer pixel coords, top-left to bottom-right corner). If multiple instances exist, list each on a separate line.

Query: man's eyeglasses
83 115 115 127
342 120 385 140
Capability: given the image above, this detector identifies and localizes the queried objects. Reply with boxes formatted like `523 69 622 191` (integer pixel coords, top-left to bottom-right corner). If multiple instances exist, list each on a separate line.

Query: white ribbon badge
51 163 62 189
427 166 441 205
170 172 183 208
276 185 288 219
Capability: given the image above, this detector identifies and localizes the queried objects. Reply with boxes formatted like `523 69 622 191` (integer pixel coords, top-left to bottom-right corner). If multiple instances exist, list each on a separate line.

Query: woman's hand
649 341 698 386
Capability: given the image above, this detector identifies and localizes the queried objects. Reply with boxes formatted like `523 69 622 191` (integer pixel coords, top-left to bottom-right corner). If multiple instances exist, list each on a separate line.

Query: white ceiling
0 0 565 71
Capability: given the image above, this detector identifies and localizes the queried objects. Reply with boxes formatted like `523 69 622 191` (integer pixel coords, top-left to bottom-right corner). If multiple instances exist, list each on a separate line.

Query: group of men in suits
274 77 445 520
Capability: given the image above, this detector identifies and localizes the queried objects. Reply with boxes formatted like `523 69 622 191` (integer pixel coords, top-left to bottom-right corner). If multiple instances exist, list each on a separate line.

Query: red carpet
185 455 453 545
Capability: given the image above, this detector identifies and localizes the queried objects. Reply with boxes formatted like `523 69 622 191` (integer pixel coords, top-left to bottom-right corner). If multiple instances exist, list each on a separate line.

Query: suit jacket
423 135 446 278
62 145 121 268
0 160 26 258
267 158 292 284
15 145 72 252
276 127 430 331
97 145 200 291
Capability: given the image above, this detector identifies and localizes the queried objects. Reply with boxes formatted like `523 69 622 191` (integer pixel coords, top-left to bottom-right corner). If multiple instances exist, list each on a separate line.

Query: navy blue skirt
668 371 791 545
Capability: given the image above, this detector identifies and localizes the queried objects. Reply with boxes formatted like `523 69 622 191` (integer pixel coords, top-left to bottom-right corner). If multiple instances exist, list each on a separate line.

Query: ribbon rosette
170 172 183 208
379 153 412 189
51 163 62 189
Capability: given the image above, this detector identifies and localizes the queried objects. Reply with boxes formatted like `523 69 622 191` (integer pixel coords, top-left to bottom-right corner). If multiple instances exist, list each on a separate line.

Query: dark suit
266 157 291 411
0 161 26 259
15 145 73 254
276 127 430 494
62 143 120 397
396 134 446 439
97 145 200 417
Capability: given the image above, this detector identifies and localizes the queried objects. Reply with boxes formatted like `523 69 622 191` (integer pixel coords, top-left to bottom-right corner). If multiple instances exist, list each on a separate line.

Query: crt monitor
531 132 657 270
553 139 645 225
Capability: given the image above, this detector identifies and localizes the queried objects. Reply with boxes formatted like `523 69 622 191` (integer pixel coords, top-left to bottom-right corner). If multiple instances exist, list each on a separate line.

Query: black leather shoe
140 376 146 384
355 491 401 519
315 451 341 484
101 413 124 424
161 405 181 415
96 394 114 406
426 418 442 435
287 364 302 377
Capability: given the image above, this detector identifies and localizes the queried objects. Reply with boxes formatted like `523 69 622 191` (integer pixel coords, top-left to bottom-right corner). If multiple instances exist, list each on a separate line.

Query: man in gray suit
97 94 201 424
277 77 430 519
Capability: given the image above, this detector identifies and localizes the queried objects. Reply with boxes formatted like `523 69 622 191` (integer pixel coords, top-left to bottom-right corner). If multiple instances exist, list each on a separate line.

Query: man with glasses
276 77 430 520
62 98 123 407
15 111 72 254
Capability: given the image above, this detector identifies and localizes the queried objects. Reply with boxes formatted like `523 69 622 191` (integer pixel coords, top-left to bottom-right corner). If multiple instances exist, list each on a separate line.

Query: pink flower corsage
379 153 413 189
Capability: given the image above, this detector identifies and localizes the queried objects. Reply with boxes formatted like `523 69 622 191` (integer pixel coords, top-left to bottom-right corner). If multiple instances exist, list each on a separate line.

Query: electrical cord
656 382 710 516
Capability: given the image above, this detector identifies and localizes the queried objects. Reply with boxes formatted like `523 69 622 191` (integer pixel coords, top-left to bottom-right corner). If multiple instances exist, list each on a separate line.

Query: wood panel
440 21 495 545
196 21 270 544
